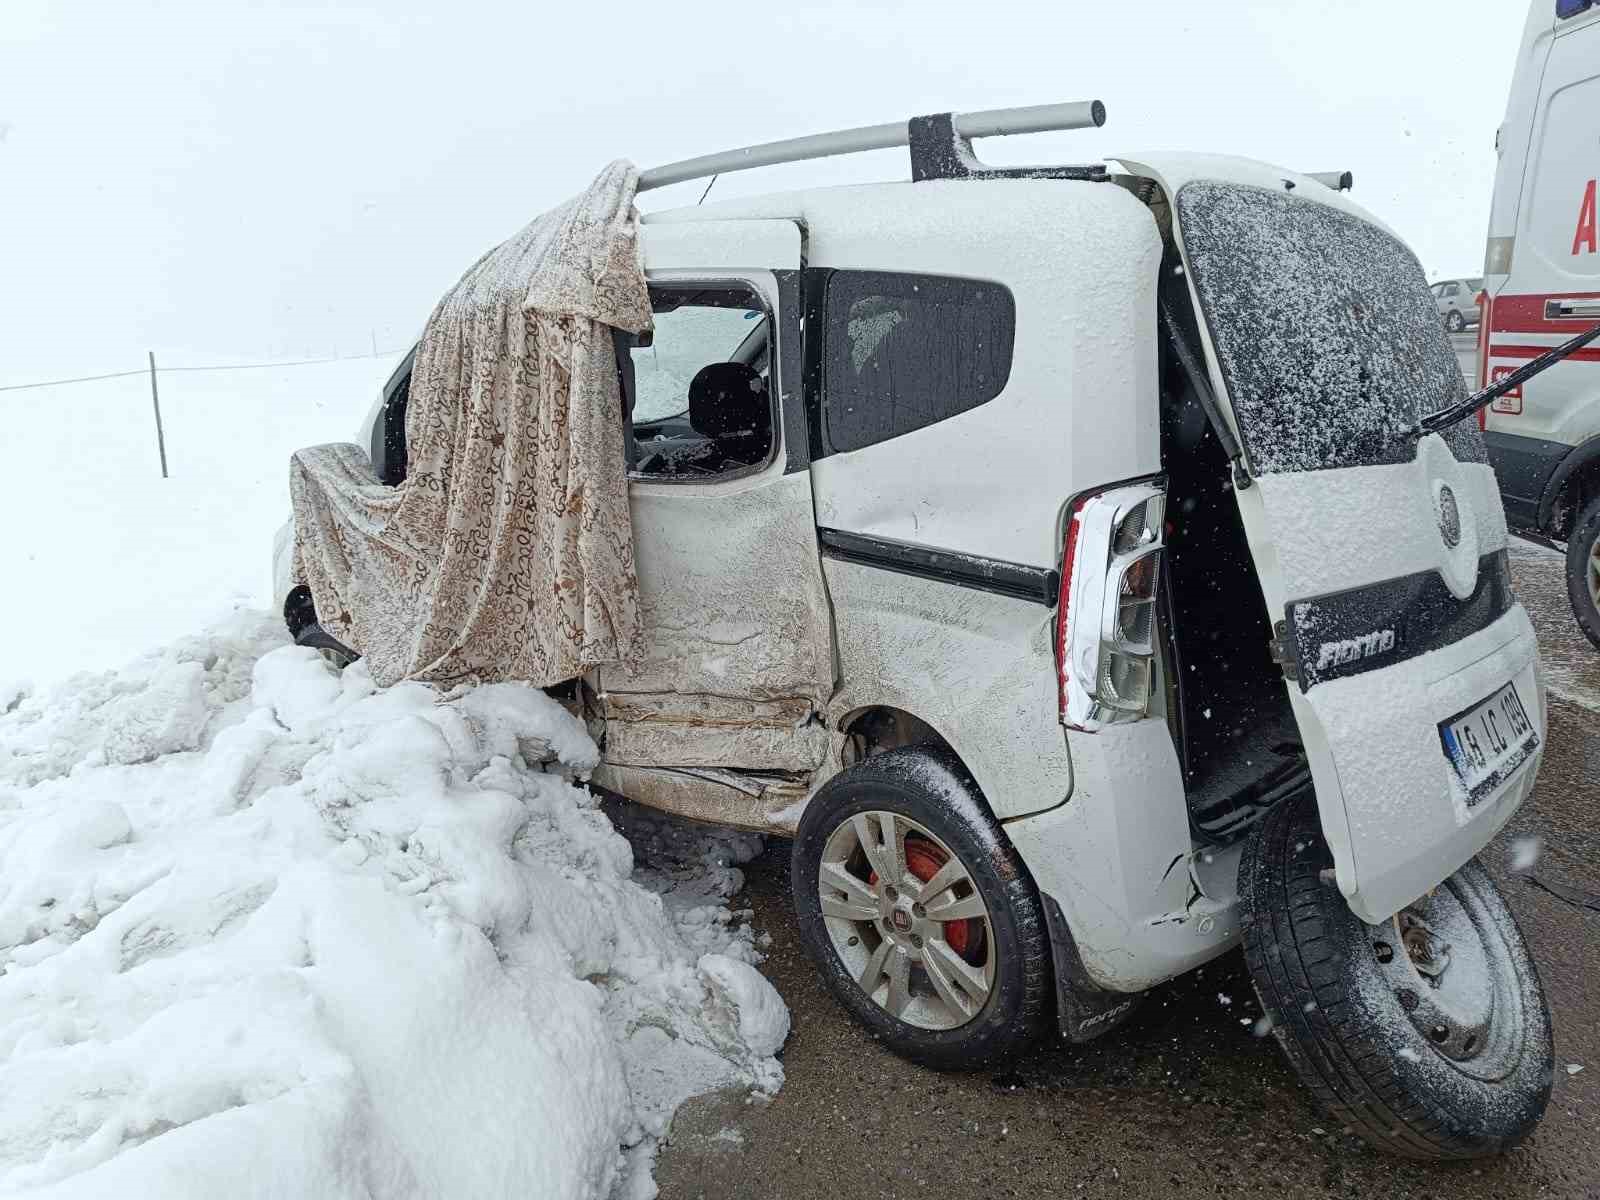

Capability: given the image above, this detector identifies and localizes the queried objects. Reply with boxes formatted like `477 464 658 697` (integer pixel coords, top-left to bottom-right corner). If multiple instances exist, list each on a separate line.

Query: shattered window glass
1177 181 1486 474
626 286 775 480
821 271 1014 455
632 305 765 423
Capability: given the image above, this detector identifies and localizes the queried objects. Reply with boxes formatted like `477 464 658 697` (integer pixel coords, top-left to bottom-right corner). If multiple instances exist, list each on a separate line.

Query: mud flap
1041 895 1143 1043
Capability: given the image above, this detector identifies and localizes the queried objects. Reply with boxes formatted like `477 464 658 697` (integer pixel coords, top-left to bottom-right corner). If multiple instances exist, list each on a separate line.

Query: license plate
1439 681 1539 807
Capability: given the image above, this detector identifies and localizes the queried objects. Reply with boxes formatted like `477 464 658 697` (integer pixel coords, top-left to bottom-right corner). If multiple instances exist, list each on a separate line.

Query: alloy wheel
817 810 995 1031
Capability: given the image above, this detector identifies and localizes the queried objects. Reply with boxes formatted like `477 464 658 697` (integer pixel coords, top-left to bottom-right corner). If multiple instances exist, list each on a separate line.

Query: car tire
1447 309 1466 333
1240 796 1553 1160
1564 496 1600 650
791 745 1051 1071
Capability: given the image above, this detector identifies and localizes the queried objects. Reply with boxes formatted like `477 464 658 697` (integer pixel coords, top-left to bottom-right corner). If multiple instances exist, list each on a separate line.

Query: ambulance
1481 0 1600 646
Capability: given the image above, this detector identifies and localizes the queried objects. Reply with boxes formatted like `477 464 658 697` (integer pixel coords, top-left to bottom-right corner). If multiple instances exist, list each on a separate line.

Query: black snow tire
1564 496 1600 651
1447 309 1466 333
1240 796 1553 1160
791 746 1051 1071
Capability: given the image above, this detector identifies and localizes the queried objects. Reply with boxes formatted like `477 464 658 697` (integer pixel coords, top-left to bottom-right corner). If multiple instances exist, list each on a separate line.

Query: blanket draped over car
288 161 653 687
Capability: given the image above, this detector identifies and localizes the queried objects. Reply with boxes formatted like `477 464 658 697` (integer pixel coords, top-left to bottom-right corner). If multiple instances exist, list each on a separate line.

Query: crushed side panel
591 762 810 833
603 692 829 772
608 471 835 704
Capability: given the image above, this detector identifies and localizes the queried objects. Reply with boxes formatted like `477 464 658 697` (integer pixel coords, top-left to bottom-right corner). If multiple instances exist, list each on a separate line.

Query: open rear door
1123 155 1544 923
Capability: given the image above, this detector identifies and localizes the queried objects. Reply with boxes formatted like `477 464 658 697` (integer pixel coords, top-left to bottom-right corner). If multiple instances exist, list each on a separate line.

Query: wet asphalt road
1454 328 1479 384
653 539 1600 1200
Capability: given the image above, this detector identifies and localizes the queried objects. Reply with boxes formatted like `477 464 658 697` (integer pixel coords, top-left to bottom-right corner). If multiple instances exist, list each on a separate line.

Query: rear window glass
1177 181 1486 474
821 271 1014 454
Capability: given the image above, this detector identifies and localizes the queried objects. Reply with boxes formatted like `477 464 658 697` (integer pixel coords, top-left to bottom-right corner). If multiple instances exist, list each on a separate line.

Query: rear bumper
1486 431 1570 531
1006 719 1243 995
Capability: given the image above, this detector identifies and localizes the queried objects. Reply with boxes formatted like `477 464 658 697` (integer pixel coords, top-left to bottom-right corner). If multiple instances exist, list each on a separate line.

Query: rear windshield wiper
1413 320 1600 438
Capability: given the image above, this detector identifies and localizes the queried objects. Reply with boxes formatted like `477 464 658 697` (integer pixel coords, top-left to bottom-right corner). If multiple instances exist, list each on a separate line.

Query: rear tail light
1057 482 1166 731
1113 545 1160 651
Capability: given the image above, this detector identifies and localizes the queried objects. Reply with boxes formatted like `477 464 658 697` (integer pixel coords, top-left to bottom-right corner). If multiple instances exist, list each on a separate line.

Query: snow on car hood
0 614 786 1199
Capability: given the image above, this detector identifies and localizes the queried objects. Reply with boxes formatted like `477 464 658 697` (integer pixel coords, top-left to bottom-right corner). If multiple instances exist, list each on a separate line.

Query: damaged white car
276 101 1564 1160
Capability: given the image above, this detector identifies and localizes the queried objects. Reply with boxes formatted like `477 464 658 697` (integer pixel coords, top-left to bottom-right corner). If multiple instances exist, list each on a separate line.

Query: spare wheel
1240 795 1553 1159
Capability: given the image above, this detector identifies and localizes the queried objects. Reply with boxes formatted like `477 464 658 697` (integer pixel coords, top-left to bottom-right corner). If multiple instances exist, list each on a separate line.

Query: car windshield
1176 180 1485 474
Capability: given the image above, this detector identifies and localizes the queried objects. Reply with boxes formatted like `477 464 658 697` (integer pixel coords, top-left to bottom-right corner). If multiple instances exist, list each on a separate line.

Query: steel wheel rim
818 810 996 1031
1366 874 1525 1082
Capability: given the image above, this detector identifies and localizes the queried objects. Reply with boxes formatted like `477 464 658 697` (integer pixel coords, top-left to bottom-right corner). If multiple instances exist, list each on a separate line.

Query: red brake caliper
871 836 979 959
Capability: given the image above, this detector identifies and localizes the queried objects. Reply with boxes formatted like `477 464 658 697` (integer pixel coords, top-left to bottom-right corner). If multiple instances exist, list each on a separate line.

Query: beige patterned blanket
289 161 652 687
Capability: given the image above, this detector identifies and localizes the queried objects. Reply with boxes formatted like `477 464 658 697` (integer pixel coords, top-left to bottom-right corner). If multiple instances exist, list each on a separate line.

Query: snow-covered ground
3 357 392 690
1 362 788 1197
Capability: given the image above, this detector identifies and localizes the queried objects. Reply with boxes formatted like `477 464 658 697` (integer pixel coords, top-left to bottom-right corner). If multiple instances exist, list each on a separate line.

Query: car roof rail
636 100 1109 195
1307 170 1355 192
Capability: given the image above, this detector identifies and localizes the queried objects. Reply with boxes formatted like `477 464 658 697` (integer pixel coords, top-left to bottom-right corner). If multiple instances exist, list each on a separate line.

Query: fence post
148 351 169 479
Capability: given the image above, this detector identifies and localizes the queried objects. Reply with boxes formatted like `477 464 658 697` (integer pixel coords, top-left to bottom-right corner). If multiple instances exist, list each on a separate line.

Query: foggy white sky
1 0 1531 384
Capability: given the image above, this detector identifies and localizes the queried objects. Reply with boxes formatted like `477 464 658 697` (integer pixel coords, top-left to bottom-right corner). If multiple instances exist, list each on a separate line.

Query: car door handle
1544 297 1600 320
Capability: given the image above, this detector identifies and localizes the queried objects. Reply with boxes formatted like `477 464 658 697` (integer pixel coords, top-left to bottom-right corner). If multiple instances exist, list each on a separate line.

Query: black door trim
773 267 809 474
817 527 1059 605
1285 550 1515 691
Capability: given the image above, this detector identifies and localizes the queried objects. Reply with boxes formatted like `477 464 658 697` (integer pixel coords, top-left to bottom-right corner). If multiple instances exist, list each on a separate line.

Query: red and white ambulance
1481 0 1600 645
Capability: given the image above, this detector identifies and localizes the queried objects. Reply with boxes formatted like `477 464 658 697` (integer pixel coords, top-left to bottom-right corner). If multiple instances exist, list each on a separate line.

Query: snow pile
0 616 786 1199
604 802 767 958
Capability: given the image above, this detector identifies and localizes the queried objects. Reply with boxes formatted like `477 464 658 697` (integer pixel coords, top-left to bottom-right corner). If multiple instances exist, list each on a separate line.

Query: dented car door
591 219 836 828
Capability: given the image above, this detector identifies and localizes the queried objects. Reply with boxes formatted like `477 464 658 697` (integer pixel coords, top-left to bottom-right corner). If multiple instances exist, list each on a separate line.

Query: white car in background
1431 277 1484 331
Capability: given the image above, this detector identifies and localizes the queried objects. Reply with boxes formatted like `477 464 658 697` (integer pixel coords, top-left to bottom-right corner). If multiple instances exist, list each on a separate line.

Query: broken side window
629 285 775 480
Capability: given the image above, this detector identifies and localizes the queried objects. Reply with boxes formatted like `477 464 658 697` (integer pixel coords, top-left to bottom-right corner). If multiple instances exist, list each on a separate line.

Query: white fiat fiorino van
1482 0 1600 646
277 102 1555 1159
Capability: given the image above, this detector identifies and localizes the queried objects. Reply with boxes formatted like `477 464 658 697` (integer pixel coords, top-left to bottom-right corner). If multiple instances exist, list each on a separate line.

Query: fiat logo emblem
890 909 912 932
1437 485 1462 550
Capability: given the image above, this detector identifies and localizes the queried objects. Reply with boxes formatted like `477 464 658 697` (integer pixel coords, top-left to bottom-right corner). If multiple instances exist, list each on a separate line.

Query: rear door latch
1270 620 1300 683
